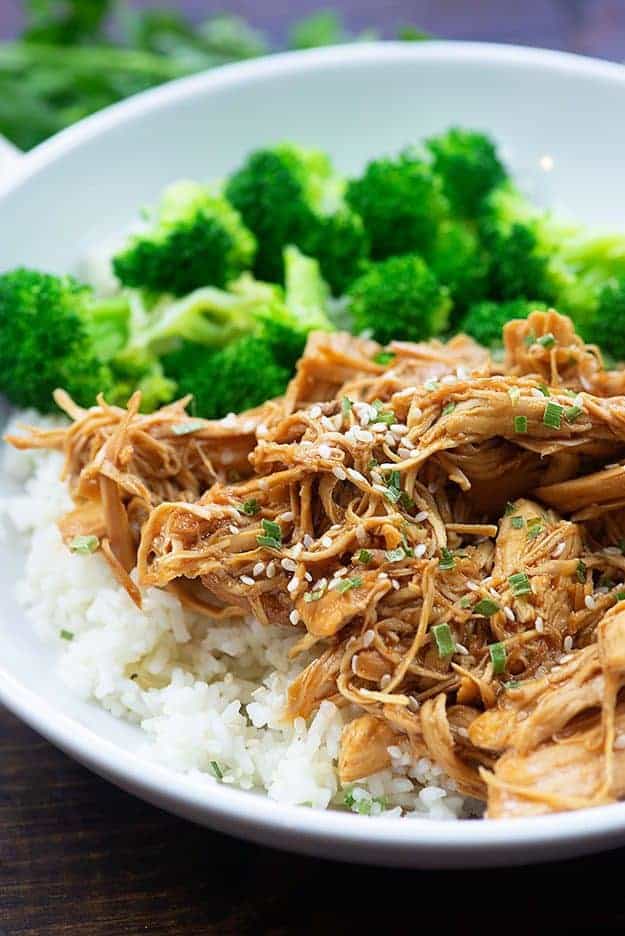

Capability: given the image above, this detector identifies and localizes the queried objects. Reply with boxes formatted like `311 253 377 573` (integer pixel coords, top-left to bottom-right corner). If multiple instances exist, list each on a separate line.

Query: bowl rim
3 38 625 860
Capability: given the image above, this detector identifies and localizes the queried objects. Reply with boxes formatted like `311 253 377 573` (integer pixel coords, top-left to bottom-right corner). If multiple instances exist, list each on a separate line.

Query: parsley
238 499 260 516
343 789 355 808
617 591 625 602
460 596 473 609
504 501 516 516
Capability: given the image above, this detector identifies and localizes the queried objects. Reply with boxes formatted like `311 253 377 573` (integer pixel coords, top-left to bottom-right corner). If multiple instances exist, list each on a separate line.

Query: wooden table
4 2 625 931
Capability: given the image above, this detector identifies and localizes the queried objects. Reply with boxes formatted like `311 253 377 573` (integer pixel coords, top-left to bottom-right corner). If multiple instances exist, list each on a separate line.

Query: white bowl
2 41 625 868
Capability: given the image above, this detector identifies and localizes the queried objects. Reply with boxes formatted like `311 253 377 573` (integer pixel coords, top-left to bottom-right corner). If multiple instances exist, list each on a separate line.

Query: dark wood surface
4 2 625 931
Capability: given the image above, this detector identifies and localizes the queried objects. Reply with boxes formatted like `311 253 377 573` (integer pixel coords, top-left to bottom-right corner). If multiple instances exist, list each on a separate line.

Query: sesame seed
391 424 408 435
384 432 396 446
291 542 303 559
551 542 566 558
378 572 389 581
309 405 322 419
585 595 596 610
287 576 300 593
303 534 314 547
289 610 300 626
321 535 332 549
504 606 515 622
281 558 297 572
363 629 375 647
414 511 428 522
428 482 438 494
414 544 427 558
355 428 374 444
398 447 412 459
466 581 479 592
304 572 312 582
266 561 276 579
456 366 469 380
455 643 469 655
333 466 347 481
603 546 621 555
409 407 422 419
355 526 367 544
253 562 265 577
229 525 239 535
395 386 417 398
489 587 499 599
535 616 544 633
563 635 573 651
615 735 625 750
240 575 255 586
318 443 332 459
280 511 294 522
300 440 313 448
371 422 388 434
256 422 268 437
380 674 391 689
347 468 366 485
392 579 400 590
351 656 359 674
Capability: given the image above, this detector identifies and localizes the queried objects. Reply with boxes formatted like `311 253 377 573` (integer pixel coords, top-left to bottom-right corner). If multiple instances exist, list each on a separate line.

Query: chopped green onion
504 501 516 516
617 590 625 602
432 623 455 658
69 535 99 554
543 401 564 429
526 517 545 540
473 598 501 616
489 642 507 674
368 458 379 469
510 516 524 529
565 405 583 423
599 575 614 589
342 396 352 418
256 518 282 550
383 471 402 504
238 499 260 516
504 680 521 690
210 761 223 780
336 575 363 593
438 547 456 571
537 384 550 397
513 415 527 434
374 351 395 365
385 547 406 563
460 596 473 609
508 572 532 596
424 379 440 392
398 490 415 510
358 549 373 564
507 386 521 405
524 331 536 347
442 402 456 416
172 419 205 436
304 587 325 603
537 333 556 349
343 789 355 808
576 560 587 584
60 629 74 641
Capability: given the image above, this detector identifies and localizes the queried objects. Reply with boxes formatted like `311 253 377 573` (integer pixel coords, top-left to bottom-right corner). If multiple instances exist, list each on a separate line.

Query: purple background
3 0 625 61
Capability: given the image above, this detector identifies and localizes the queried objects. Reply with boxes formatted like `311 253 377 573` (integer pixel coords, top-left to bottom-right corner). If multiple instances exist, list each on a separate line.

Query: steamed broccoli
426 128 507 217
225 144 368 292
347 255 451 345
113 180 256 295
345 152 448 260
460 298 548 347
427 221 490 321
573 277 625 360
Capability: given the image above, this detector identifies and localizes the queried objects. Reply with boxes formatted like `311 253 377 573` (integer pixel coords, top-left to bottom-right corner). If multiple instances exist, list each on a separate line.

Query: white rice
0 411 476 820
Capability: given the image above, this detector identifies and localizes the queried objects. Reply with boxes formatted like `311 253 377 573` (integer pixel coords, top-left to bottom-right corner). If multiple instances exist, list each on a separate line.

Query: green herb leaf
69 534 99 554
432 622 455 658
383 470 402 503
508 571 531 596
489 642 507 674
473 598 501 616
256 518 282 550
343 789 355 808
543 401 564 429
513 415 527 434
504 501 516 516
60 629 74 641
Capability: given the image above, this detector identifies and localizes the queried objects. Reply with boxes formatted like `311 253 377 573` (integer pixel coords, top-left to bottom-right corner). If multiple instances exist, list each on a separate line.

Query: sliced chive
507 386 521 404
438 547 456 571
537 384 550 397
442 402 456 416
504 680 521 690
473 598 501 616
304 587 325 603
385 547 406 563
342 396 352 417
513 415 527 434
489 642 507 674
374 351 395 365
537 333 556 349
257 518 282 550
69 535 99 554
210 761 223 780
510 516 524 529
357 549 373 564
336 575 363 593
60 629 74 641
526 517 544 540
383 470 402 503
565 405 583 423
432 622 455 658
617 590 625 602
576 560 587 584
543 401 564 429
343 789 355 808
172 419 205 436
504 501 516 516
238 498 260 516
460 596 473 609
508 571 532 596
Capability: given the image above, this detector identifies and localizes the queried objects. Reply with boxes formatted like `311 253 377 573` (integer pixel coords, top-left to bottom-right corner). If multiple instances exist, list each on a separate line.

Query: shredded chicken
11 309 625 819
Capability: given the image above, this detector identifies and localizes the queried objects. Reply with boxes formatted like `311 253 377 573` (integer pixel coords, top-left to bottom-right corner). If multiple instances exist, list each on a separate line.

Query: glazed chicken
10 309 625 819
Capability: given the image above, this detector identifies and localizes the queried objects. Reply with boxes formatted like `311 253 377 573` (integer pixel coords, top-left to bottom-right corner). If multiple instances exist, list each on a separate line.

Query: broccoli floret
0 269 121 411
460 298 548 347
347 255 451 345
113 180 256 295
574 277 625 360
345 152 448 260
164 335 290 419
426 128 507 217
427 221 490 321
225 144 368 291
